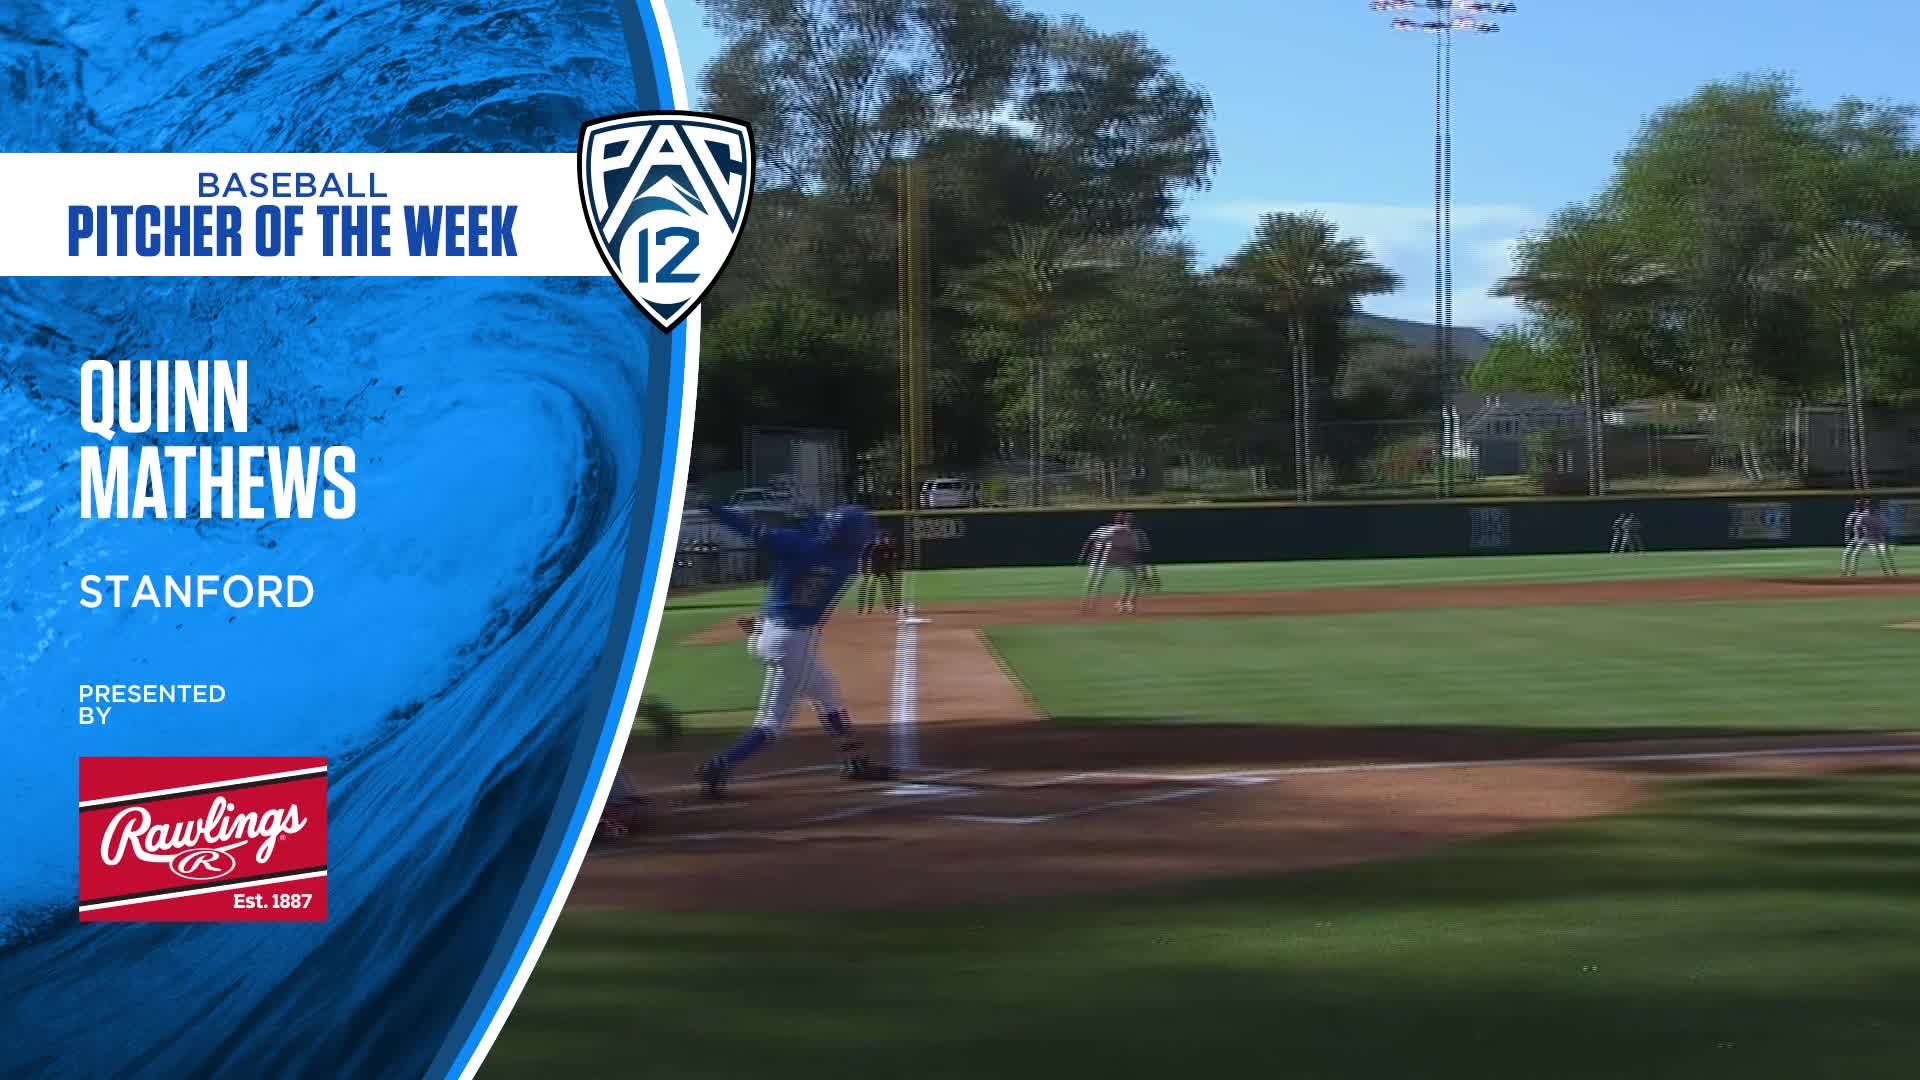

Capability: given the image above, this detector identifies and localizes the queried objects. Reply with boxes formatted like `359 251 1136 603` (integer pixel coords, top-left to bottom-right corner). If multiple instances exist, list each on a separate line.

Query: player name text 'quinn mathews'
79 360 357 521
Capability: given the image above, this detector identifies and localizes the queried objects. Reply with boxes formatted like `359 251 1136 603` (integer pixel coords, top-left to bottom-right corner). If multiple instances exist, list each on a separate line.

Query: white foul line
1055 741 1920 786
945 786 1219 826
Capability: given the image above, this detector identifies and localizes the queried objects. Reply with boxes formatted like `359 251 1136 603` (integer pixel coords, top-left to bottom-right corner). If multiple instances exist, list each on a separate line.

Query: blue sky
661 0 1911 331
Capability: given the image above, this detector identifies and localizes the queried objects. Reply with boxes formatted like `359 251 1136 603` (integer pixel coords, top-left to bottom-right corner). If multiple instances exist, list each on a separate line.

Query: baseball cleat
840 756 895 782
695 759 730 800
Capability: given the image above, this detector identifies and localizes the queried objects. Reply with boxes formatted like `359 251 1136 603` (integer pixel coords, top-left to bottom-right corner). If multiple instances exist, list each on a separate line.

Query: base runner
1080 511 1152 614
1843 499 1898 577
693 501 894 799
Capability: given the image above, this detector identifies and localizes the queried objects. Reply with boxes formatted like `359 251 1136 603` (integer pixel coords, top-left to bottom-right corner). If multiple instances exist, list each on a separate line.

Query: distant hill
1346 314 1494 374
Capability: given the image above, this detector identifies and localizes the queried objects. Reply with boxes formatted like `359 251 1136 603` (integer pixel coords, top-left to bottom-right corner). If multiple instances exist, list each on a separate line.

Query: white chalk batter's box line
938 741 1920 826
1050 740 1920 785
596 742 1920 847
656 766 985 814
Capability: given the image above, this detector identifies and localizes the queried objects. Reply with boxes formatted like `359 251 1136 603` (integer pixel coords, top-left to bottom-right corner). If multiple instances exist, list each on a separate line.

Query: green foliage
1471 327 1579 396
1360 432 1440 487
1784 224 1920 318
697 294 892 451
1336 336 1445 418
1216 213 1404 486
693 0 1224 474
1220 212 1403 320
689 15 1920 499
1479 77 1920 419
1523 429 1559 483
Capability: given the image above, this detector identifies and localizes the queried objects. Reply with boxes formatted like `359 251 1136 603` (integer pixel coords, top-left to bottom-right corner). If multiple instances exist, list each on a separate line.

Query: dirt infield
581 575 1920 912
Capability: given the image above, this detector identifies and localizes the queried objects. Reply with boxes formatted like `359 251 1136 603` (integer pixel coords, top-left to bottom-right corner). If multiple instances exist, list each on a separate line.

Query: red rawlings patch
78 757 329 923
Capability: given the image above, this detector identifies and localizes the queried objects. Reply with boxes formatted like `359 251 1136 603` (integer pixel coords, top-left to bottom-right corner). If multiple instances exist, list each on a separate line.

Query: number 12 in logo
629 227 700 284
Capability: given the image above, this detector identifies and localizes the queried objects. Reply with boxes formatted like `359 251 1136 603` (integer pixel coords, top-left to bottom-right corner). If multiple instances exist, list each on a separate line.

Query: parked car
727 487 806 516
921 477 975 509
677 508 752 551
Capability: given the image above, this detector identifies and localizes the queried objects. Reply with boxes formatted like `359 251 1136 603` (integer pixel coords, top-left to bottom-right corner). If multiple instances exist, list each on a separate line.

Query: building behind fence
865 401 1919 510
673 411 1920 585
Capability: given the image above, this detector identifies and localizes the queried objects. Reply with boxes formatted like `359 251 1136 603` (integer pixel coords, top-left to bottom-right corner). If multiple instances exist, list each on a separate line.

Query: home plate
885 783 968 798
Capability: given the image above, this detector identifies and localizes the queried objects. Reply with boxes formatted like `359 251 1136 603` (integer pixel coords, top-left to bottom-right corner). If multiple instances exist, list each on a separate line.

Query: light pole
1371 1 1515 497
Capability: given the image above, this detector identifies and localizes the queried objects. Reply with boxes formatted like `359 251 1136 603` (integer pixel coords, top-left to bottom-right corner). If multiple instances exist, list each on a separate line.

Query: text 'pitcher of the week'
695 501 896 798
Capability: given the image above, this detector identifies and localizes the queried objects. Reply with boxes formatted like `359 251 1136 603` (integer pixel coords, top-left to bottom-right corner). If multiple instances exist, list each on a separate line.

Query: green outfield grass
489 770 1920 1080
645 548 1882 738
562 552 1920 1078
985 597 1920 738
664 547 1853 612
638 609 762 729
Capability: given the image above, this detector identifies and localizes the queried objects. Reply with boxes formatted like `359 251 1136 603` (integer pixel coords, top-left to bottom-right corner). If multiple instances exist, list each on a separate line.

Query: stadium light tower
1371 1 1515 497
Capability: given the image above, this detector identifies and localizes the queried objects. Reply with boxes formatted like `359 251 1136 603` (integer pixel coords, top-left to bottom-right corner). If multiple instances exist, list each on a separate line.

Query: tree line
1479 75 1920 491
691 0 1424 499
689 1 1920 499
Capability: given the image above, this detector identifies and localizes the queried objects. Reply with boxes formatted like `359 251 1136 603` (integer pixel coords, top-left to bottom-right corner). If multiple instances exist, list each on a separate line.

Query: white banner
0 154 606 276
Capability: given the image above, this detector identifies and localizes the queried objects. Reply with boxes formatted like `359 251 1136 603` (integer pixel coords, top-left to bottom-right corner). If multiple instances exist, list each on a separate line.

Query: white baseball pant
747 618 848 734
1084 554 1143 605
1844 540 1896 575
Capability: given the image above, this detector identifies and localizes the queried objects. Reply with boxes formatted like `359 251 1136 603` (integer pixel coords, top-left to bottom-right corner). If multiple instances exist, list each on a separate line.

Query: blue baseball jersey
708 505 859 628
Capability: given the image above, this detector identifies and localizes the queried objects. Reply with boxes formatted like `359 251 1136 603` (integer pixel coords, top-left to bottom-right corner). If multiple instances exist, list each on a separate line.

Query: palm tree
951 224 1119 504
1222 213 1400 500
1781 224 1920 490
1493 214 1673 496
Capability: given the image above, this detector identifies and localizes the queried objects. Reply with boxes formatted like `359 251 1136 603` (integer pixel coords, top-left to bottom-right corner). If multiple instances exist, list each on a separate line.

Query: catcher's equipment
595 794 651 841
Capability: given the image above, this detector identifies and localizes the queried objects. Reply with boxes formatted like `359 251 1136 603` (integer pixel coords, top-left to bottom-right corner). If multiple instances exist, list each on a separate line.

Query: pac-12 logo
578 111 754 331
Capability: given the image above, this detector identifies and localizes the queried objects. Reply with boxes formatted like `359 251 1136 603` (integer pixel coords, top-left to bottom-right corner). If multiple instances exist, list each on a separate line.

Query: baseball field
487 548 1920 1078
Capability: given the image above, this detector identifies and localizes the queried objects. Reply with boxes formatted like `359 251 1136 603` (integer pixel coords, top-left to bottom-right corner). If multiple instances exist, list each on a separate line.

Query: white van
921 477 974 509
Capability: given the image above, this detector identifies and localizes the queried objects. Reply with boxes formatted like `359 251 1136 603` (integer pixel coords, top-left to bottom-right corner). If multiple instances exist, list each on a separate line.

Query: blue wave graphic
0 1 676 1076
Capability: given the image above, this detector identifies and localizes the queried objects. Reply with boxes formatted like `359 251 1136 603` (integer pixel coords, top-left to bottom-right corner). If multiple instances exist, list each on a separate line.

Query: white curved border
449 2 695 1074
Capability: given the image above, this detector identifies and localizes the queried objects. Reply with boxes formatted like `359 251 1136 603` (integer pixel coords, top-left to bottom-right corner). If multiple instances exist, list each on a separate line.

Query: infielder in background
1843 498 1898 577
1610 511 1644 553
1080 511 1152 614
695 500 893 798
856 528 902 614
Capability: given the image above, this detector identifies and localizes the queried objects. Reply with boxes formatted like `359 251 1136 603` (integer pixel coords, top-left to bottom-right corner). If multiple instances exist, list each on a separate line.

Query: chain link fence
854 403 1917 509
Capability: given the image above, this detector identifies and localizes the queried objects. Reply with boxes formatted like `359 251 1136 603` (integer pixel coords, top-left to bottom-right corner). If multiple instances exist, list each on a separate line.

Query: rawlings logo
100 797 308 878
169 848 240 880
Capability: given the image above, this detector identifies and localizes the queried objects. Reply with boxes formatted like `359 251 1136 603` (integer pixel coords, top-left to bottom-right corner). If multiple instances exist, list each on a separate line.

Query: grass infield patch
986 598 1920 737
